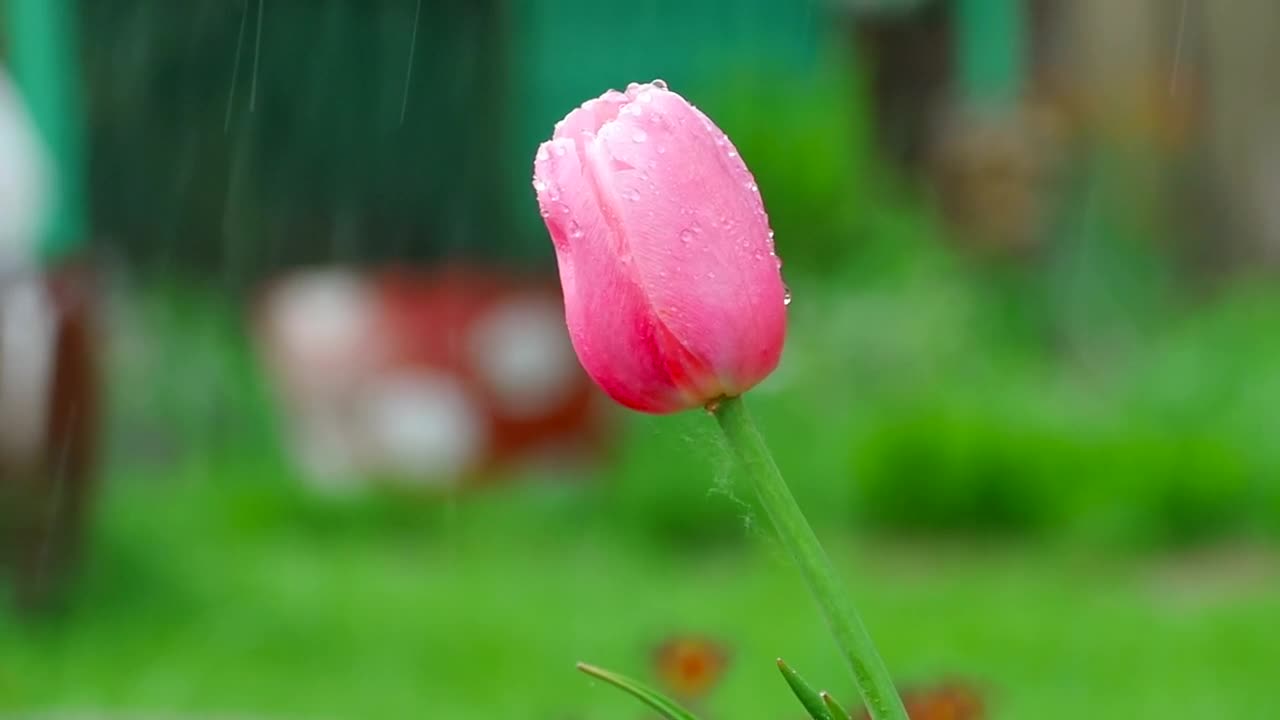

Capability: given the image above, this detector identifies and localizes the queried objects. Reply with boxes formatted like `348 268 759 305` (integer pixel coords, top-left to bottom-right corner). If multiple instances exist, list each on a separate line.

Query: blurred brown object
852 681 985 720
846 0 953 173
842 0 1063 179
930 97 1071 257
0 259 101 612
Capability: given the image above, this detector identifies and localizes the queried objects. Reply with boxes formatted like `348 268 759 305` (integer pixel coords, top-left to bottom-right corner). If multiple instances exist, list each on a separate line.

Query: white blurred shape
358 371 486 485
266 271 376 382
0 68 51 270
0 277 56 462
469 298 577 419
261 270 378 489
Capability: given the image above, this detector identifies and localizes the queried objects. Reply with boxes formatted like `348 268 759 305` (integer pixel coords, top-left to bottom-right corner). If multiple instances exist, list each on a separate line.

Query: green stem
712 395 908 720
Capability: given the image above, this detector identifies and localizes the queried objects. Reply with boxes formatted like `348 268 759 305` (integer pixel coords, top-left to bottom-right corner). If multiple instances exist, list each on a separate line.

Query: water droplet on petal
536 147 550 162
532 179 547 192
554 144 567 156
746 182 758 193
626 82 642 93
632 129 647 143
568 220 584 238
539 207 550 218
623 188 641 201
783 285 792 306
652 79 669 90
638 90 653 103
657 146 667 155
728 149 738 158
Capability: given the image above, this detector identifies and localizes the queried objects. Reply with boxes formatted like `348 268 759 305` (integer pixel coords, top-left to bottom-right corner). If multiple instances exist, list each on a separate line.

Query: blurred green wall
0 0 819 282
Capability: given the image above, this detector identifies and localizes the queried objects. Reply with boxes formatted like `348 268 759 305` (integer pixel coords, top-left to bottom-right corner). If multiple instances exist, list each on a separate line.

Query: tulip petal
593 84 786 394
534 135 694 413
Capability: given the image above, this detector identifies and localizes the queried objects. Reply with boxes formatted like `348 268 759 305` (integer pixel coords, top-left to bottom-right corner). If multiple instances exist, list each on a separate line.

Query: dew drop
783 285 792 306
623 188 641 201
632 129 647 143
532 179 547 192
539 207 550 218
728 149 738 158
652 79 669 90
679 228 696 243
626 82 642 93
638 90 653 103
554 144 567 156
536 147 550 162
746 181 758 193
568 220 584 238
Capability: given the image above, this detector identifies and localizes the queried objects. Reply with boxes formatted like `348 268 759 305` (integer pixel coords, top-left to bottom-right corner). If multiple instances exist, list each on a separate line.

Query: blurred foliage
102 261 1280 551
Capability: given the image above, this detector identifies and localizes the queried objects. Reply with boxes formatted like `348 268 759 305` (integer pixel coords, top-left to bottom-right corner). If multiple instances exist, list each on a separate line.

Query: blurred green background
3 0 1280 718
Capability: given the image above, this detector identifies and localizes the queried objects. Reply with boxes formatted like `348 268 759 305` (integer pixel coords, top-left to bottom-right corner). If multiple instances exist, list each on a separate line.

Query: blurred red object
0 262 100 611
653 635 731 702
853 682 985 720
254 265 610 491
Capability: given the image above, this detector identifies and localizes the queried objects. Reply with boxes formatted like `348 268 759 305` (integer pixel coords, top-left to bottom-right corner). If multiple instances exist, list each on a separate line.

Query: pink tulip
532 80 788 414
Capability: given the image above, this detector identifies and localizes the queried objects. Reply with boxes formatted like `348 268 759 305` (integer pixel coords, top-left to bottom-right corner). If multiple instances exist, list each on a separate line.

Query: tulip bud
533 80 787 414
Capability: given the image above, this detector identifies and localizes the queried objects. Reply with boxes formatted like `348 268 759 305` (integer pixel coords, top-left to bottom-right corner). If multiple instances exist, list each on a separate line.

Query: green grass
6 276 1280 718
3 473 1279 719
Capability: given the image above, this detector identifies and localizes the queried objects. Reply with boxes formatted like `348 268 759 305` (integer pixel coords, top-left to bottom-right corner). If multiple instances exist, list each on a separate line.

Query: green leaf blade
576 662 702 720
777 658 835 720
822 690 852 720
